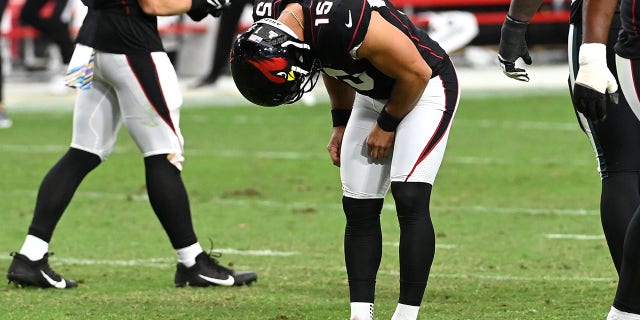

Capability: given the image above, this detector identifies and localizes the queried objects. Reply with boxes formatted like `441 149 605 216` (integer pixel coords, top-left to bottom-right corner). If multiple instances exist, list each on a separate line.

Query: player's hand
327 126 345 167
574 43 619 123
498 15 532 82
206 0 231 17
367 125 395 159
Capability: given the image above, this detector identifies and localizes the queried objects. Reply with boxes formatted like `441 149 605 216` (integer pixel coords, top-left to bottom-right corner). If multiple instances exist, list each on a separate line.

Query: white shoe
608 306 640 320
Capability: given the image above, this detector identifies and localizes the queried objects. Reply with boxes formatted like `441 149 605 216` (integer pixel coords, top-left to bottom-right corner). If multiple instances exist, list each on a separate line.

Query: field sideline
0 64 618 319
2 64 568 111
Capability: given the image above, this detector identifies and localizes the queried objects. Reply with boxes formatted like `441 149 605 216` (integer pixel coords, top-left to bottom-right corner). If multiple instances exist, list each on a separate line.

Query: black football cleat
175 251 257 287
7 252 77 289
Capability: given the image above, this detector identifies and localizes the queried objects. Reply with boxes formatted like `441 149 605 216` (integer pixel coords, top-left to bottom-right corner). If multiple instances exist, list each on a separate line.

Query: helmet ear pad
230 19 320 107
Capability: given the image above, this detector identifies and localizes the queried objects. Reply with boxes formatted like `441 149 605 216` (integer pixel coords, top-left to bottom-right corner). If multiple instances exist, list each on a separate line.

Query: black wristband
331 109 352 127
377 107 402 132
502 15 528 37
187 0 208 22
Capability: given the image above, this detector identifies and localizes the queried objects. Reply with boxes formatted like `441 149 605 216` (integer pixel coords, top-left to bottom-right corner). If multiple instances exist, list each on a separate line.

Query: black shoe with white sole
7 252 77 289
175 251 257 287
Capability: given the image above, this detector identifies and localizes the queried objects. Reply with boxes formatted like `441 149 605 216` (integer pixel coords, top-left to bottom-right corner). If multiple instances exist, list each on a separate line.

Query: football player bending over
230 0 460 318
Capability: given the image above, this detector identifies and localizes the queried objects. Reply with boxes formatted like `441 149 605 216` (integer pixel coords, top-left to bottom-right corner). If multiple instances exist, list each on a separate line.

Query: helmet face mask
230 19 320 107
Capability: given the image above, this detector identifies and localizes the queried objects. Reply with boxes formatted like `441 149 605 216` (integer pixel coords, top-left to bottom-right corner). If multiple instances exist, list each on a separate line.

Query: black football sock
28 148 101 242
144 154 197 249
600 172 640 273
391 181 435 307
613 203 640 314
343 196 384 303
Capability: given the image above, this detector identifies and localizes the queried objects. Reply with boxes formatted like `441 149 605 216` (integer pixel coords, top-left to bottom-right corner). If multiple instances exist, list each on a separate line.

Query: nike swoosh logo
345 10 352 28
40 270 67 289
198 273 235 286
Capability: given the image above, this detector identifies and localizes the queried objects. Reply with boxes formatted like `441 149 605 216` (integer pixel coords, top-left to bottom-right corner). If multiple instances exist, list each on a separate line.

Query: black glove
573 84 614 123
187 0 231 21
206 0 231 17
498 15 532 82
573 43 619 123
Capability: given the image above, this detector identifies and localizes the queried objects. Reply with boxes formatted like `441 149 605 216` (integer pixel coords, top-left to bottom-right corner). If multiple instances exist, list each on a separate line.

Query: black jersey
615 0 640 59
252 0 449 99
570 0 622 68
75 0 164 54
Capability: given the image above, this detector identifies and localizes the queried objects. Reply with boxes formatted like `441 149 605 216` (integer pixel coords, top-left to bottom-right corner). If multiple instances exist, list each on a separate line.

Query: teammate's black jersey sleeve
252 0 449 99
75 0 164 54
615 0 640 59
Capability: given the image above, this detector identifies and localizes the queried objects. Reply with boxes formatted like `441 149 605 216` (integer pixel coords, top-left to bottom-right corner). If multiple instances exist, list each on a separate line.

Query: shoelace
38 253 64 280
204 240 233 274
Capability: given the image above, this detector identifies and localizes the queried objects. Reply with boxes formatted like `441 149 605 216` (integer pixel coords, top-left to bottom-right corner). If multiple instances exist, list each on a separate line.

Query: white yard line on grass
5 66 570 112
0 143 592 167
424 272 612 283
453 119 580 132
544 234 605 240
383 242 457 249
0 248 298 266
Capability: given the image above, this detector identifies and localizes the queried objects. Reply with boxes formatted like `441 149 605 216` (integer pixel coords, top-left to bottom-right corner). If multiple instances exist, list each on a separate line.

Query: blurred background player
6 0 257 289
498 0 640 318
0 103 10 128
192 0 249 88
19 0 75 93
230 0 460 317
0 0 10 128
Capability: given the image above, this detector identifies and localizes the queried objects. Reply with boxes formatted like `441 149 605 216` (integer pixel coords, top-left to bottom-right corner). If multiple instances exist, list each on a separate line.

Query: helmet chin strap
281 40 310 51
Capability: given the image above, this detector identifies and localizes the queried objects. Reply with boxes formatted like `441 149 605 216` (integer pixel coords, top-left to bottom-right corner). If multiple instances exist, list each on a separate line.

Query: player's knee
144 153 184 171
66 148 102 173
342 196 384 217
391 182 432 218
342 196 384 228
167 153 184 171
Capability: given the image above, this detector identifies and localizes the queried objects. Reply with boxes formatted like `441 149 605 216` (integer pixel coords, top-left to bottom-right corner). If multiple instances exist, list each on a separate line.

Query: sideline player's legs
568 15 640 275
608 55 640 318
7 77 113 289
7 51 256 289
99 51 257 287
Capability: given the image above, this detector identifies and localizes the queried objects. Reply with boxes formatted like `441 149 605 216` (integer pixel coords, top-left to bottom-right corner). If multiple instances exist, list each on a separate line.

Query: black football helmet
230 18 320 107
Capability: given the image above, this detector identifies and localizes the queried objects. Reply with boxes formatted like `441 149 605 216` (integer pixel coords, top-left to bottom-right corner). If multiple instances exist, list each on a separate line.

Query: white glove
573 43 619 123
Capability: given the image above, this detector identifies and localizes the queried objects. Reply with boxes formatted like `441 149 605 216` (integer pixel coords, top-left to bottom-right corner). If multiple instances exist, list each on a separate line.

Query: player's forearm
582 0 618 43
138 0 193 16
384 70 430 120
507 0 545 22
323 73 355 110
323 74 355 127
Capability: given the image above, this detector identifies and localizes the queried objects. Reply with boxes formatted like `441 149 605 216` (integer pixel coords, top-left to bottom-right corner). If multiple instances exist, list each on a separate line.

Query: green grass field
0 89 616 319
